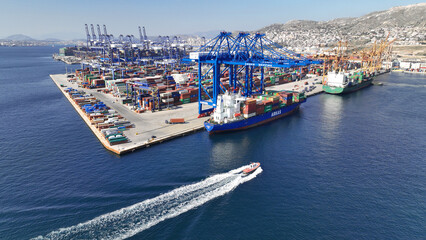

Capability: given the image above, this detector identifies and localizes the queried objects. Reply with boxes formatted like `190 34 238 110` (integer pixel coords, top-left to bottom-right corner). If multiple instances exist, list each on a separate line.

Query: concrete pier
50 74 324 155
51 74 207 155
391 70 426 74
268 77 324 96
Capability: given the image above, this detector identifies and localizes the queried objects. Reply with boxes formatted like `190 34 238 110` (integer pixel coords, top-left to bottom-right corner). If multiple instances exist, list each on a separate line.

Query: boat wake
385 83 426 88
33 165 262 240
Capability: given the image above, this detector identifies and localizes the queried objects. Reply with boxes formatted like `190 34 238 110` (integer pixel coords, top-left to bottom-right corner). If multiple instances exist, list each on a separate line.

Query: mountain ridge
4 34 35 41
257 3 426 48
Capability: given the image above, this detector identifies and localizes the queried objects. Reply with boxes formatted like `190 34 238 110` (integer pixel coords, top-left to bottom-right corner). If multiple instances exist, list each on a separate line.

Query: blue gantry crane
97 24 103 43
83 24 193 69
186 31 322 114
85 24 91 47
90 24 97 43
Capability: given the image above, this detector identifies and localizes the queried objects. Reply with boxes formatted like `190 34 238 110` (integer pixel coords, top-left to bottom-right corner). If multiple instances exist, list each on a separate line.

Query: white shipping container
400 62 411 69
146 76 162 80
189 52 209 60
110 44 123 48
189 52 200 60
243 113 256 118
411 63 421 69
171 73 189 84
109 135 123 140
160 92 172 97
161 98 173 103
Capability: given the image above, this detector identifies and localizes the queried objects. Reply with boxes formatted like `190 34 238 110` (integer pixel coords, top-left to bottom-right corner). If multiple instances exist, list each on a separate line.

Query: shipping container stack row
74 64 324 89
64 88 133 145
130 71 302 112
307 66 325 76
74 65 195 90
237 90 306 119
348 71 372 83
73 64 321 114
134 87 206 111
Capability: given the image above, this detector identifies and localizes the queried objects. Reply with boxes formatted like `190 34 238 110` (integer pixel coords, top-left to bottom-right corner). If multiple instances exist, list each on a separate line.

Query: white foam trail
33 165 262 240
384 83 426 88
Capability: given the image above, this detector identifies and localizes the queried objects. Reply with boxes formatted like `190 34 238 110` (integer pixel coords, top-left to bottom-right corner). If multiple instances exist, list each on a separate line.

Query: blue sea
0 47 425 239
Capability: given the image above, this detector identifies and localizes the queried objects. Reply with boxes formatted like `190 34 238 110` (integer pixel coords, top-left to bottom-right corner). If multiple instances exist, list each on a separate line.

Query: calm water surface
0 47 425 239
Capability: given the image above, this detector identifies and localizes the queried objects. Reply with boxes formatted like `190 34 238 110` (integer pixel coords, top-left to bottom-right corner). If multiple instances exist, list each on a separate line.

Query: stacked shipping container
73 64 317 113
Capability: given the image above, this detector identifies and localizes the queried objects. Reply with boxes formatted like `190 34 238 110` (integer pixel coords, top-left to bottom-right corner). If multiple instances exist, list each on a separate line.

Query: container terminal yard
50 73 323 154
51 26 393 155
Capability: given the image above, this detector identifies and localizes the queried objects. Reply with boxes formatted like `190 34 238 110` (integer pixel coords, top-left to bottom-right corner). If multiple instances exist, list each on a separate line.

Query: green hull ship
323 71 374 95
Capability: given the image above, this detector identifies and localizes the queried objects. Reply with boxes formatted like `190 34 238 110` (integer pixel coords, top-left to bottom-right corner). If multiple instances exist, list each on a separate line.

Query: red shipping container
180 93 190 99
243 101 257 113
242 108 255 114
263 100 273 106
256 103 265 114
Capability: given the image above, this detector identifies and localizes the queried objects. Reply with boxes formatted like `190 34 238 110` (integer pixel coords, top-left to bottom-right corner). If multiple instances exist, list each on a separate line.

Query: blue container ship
204 90 306 134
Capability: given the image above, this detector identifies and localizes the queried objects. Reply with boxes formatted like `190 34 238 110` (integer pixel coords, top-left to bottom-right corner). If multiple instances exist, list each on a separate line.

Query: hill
257 3 426 49
4 34 35 41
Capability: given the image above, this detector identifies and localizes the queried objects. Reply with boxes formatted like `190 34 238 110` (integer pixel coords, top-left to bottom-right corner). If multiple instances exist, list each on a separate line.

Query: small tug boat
242 162 260 175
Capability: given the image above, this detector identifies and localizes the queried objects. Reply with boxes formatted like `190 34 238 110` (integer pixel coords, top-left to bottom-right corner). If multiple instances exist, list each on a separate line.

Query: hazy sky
0 0 423 39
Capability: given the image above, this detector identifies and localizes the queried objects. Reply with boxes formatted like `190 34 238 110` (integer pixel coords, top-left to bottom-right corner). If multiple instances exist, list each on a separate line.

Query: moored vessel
204 90 306 134
323 71 374 94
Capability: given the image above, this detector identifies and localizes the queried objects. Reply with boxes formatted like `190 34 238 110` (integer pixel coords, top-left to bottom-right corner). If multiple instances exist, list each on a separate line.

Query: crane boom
90 24 97 42
126 35 133 44
85 24 91 46
103 25 108 36
138 26 143 43
97 24 102 42
143 26 147 41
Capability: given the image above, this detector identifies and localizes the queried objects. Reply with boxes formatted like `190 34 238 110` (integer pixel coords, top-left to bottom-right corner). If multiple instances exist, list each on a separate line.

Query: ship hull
323 78 373 95
204 99 305 134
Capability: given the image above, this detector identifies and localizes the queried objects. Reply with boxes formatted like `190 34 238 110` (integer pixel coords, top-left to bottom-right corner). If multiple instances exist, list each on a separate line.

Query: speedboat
242 162 260 175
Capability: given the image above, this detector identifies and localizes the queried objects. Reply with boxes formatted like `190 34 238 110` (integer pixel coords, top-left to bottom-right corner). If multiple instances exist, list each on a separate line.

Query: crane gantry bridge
185 31 322 114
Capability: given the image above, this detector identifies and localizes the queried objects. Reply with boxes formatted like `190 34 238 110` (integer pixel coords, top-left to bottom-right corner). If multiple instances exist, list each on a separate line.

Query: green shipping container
122 99 132 104
180 98 190 103
264 105 272 112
